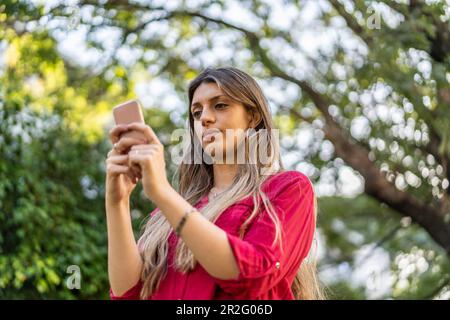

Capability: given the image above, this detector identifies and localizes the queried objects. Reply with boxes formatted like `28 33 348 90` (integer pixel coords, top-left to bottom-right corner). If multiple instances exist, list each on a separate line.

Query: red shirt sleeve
109 280 143 300
213 171 316 297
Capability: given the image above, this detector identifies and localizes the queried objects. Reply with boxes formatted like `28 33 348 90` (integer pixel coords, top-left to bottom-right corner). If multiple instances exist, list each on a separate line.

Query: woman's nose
200 107 215 125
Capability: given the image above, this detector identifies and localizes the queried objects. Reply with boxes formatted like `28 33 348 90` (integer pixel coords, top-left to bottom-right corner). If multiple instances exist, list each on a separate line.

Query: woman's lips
203 131 219 142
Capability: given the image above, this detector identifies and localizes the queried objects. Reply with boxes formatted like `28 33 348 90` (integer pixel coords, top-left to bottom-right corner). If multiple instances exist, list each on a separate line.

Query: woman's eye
192 104 228 119
192 111 202 119
215 103 228 109
193 111 202 119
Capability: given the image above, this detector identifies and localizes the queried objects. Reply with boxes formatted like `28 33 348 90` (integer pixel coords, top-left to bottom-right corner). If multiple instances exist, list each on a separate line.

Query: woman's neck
212 163 238 191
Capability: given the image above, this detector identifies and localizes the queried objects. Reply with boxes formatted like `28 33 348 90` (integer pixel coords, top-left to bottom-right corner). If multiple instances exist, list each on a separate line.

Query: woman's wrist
106 197 130 213
149 182 175 206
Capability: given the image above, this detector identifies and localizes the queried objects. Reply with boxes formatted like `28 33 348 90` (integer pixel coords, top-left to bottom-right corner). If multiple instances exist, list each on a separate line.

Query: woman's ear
248 109 262 128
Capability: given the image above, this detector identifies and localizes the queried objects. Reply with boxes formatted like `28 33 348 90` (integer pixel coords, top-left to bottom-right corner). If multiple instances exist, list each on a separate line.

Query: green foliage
1 0 449 299
318 195 449 299
0 6 176 298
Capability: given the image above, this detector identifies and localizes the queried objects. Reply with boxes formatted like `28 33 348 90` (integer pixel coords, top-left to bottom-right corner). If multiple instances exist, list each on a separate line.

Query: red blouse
109 170 316 300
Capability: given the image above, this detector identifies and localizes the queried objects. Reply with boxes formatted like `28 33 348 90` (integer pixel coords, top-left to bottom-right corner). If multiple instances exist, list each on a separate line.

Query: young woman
105 67 324 300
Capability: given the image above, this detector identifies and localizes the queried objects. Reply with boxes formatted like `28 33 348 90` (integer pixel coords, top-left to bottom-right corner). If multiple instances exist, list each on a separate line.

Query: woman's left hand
126 122 172 203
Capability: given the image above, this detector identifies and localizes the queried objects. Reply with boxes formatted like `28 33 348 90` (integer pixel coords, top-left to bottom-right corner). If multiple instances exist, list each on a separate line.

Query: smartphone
113 100 147 142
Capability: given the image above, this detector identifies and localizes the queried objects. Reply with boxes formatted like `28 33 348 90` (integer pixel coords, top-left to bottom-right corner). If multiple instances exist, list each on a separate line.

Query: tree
1 0 449 299
0 1 178 298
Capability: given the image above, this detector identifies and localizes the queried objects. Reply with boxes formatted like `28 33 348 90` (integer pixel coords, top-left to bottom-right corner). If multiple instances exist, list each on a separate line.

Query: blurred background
0 0 449 299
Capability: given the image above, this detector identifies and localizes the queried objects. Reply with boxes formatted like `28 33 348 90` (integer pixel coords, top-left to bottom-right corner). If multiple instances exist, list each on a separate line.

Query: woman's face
191 82 256 162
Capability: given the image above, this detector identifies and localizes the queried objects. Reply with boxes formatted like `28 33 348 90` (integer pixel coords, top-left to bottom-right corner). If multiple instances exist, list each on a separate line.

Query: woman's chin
203 143 216 158
204 148 239 164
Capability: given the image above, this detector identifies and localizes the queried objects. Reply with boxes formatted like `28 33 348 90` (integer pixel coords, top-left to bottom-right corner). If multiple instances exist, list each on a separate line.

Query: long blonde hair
137 67 325 299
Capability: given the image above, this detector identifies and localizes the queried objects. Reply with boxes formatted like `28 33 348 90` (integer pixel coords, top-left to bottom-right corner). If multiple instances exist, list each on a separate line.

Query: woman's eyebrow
191 95 228 109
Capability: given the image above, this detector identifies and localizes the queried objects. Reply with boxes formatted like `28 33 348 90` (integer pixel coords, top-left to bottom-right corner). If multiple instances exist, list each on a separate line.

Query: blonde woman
105 67 324 300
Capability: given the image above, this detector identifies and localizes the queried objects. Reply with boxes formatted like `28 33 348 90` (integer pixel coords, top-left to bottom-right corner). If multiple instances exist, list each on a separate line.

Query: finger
107 154 140 181
128 152 154 168
108 147 135 158
130 144 160 151
129 149 156 157
132 147 160 171
107 163 138 183
112 150 142 178
115 137 148 154
107 163 131 175
106 154 129 164
109 124 130 144
114 149 144 176
107 149 118 158
130 164 142 180
126 122 161 146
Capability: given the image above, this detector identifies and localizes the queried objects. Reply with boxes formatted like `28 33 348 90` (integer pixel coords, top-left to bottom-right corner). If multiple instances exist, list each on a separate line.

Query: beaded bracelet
175 207 197 236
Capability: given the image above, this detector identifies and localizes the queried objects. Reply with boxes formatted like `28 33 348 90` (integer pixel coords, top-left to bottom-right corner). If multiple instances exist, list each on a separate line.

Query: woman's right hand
105 125 147 205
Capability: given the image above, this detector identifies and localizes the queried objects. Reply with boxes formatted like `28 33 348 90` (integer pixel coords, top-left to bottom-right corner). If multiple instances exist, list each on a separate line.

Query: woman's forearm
106 200 143 296
152 186 240 280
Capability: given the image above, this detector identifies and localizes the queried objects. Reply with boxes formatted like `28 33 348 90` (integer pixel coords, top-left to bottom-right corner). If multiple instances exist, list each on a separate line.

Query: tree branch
329 0 371 45
421 276 450 300
329 0 450 201
76 1 450 254
171 8 450 254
